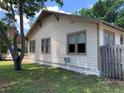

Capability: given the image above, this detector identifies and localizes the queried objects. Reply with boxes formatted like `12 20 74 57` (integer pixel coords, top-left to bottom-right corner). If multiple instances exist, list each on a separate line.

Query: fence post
121 48 124 80
100 45 124 80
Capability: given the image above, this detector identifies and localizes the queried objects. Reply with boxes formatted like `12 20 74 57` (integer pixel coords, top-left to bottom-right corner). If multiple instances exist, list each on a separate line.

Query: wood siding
27 15 99 75
99 24 124 46
100 45 124 80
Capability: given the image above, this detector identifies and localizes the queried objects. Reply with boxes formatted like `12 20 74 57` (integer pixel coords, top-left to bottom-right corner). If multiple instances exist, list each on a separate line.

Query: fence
100 45 124 80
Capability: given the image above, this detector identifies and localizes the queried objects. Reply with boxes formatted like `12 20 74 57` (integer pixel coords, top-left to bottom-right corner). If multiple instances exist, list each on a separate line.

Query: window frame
41 38 51 54
120 35 124 45
104 30 115 46
67 30 87 55
29 40 36 53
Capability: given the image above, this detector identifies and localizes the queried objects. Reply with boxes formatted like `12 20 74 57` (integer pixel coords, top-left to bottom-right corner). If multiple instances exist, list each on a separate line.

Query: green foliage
24 0 63 18
115 9 124 28
0 38 7 54
92 0 106 19
79 8 94 18
78 0 124 28
0 21 10 32
95 0 124 23
0 21 11 55
0 0 63 19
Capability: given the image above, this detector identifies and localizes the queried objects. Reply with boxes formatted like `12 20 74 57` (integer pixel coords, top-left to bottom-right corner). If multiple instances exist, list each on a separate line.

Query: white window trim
29 40 36 53
120 35 124 45
41 38 51 54
67 30 87 55
104 30 115 45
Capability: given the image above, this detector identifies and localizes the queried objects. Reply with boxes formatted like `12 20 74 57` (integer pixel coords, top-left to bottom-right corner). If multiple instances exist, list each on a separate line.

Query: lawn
0 61 124 93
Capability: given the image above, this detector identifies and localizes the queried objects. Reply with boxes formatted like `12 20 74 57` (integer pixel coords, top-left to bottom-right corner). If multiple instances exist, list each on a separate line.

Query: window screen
30 40 36 53
104 31 115 45
68 31 86 54
41 38 51 53
120 35 123 45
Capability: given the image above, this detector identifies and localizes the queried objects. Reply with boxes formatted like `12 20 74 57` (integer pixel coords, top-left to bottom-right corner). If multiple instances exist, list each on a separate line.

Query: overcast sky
0 0 97 34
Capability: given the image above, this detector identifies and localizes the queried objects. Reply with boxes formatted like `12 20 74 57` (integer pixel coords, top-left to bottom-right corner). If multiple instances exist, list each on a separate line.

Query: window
120 35 123 45
104 30 115 45
68 31 86 54
41 38 50 53
68 34 76 53
30 40 36 53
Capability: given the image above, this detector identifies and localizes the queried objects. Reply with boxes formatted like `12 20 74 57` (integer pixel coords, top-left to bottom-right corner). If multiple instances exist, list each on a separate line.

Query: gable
27 15 56 40
26 10 124 39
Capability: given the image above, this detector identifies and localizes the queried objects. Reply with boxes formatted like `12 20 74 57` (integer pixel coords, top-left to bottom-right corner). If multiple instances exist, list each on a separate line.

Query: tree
78 8 94 18
78 0 124 28
0 39 7 60
115 9 124 28
0 21 11 60
0 0 63 71
92 0 124 23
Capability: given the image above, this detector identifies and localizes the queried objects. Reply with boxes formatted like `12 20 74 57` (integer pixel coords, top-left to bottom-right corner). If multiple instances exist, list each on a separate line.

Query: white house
26 10 124 76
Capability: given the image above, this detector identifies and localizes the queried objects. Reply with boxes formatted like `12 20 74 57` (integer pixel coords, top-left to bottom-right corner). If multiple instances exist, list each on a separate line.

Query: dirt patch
110 79 124 86
0 80 10 90
22 59 31 64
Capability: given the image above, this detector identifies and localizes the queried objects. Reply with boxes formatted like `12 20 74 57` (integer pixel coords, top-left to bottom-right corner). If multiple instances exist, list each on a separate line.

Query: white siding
27 15 99 75
99 24 124 46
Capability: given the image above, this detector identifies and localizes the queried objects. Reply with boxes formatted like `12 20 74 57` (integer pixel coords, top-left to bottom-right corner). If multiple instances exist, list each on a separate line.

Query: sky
45 0 96 13
0 0 97 34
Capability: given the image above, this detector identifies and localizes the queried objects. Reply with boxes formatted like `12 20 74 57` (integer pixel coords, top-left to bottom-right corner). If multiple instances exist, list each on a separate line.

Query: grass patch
0 61 124 93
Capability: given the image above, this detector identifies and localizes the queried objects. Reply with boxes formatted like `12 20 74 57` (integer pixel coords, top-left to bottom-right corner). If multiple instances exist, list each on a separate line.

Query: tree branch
10 3 18 57
0 27 15 59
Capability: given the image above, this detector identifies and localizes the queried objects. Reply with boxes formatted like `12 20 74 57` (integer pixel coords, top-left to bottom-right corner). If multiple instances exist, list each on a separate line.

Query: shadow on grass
0 62 124 93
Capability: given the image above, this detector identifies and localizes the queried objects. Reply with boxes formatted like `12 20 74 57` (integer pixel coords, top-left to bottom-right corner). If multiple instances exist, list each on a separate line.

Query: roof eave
26 10 124 38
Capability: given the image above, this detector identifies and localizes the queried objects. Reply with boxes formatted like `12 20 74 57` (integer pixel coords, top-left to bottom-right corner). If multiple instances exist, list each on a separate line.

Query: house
26 10 124 76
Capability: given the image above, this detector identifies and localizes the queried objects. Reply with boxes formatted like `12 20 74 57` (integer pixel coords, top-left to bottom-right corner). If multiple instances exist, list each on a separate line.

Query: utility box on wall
64 57 70 63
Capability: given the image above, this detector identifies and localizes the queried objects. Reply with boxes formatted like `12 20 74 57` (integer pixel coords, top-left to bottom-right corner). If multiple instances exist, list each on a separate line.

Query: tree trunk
14 56 22 71
0 54 2 60
19 0 25 63
0 48 2 60
12 0 25 71
0 1 24 71
10 3 22 71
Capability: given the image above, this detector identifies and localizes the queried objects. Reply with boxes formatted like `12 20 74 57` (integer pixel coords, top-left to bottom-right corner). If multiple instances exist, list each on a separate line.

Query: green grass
0 61 124 93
